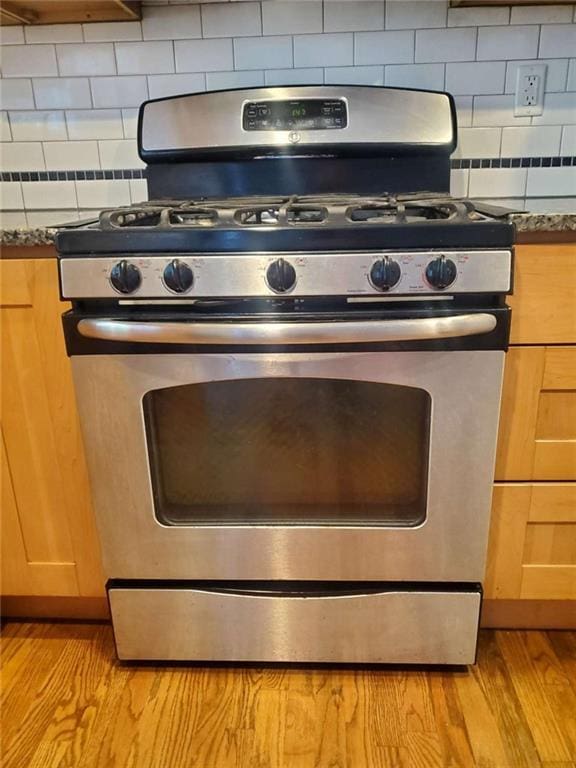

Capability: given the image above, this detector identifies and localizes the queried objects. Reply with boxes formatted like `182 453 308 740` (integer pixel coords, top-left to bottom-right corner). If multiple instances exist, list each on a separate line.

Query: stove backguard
140 85 456 199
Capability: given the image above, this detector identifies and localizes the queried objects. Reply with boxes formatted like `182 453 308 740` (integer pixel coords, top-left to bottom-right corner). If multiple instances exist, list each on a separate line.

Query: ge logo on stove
288 131 301 144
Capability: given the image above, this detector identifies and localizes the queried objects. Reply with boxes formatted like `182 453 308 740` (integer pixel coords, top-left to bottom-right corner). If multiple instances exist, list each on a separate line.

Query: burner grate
98 194 491 231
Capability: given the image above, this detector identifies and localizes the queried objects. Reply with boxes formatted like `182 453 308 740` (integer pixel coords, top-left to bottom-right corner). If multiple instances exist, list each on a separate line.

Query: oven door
70 313 505 584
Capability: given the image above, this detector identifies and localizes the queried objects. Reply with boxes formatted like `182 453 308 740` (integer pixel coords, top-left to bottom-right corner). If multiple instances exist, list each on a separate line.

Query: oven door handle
77 313 497 345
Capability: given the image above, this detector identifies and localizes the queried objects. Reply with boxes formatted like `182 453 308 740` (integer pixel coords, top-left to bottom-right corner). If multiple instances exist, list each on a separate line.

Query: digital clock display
243 99 347 131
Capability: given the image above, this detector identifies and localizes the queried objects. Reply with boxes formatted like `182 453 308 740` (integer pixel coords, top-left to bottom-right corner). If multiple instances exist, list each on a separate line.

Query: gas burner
99 194 493 231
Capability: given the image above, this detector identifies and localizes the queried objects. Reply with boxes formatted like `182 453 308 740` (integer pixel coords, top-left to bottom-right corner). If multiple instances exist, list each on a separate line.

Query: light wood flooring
1 622 575 768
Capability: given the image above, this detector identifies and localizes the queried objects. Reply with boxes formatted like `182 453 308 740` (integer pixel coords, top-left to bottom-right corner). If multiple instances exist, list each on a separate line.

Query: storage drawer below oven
108 585 481 664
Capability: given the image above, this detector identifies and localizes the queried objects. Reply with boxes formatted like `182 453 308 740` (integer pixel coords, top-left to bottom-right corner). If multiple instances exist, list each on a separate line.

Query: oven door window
143 378 431 527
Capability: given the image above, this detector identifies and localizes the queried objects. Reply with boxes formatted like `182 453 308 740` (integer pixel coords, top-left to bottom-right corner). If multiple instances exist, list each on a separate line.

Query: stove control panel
242 99 348 131
60 250 512 300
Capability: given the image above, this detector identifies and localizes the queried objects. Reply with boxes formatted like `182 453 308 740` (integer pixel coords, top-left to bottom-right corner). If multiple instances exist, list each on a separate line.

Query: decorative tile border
451 156 576 170
0 169 146 182
1 158 575 182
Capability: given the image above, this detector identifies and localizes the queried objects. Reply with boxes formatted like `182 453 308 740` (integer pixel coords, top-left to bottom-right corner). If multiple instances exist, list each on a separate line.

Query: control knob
425 255 457 290
110 260 141 294
266 258 297 293
163 259 194 293
370 256 401 291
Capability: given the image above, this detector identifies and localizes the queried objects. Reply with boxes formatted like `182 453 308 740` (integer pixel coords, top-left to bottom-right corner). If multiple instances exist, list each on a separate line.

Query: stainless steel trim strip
77 313 497 345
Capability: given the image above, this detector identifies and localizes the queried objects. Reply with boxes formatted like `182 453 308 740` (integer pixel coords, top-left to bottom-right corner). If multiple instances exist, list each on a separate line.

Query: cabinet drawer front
496 346 576 481
486 483 576 601
509 244 576 344
109 586 481 664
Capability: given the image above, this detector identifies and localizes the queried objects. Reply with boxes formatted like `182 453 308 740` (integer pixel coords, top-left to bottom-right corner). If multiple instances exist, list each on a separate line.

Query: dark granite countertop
509 213 576 232
1 227 57 248
1 212 575 251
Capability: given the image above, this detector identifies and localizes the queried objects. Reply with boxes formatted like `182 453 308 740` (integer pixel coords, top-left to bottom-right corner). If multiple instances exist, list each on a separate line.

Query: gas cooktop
56 193 514 255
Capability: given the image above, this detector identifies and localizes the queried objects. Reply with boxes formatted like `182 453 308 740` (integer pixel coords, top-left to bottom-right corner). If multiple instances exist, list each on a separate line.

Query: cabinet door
0 258 104 597
496 346 576 481
486 483 576 600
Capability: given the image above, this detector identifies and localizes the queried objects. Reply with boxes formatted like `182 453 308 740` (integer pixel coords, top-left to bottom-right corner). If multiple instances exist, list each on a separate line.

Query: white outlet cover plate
514 63 547 117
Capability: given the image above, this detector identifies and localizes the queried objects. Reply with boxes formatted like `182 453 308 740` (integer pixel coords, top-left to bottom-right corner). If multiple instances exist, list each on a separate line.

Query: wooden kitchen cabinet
484 242 576 626
0 258 105 603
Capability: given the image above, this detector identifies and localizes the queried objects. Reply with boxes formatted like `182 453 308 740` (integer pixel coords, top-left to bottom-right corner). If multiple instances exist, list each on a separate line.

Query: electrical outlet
514 64 546 117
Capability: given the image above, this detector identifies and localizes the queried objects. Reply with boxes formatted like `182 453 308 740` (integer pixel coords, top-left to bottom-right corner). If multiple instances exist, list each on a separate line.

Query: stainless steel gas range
57 86 514 665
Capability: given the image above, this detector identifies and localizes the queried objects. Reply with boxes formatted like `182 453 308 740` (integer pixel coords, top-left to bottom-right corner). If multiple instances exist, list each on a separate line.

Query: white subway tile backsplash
175 39 233 72
76 180 131 208
1 0 574 215
511 5 573 25
148 73 206 98
354 31 413 65
1 142 45 171
505 59 569 93
1 44 58 77
294 33 353 67
116 41 174 74
539 24 576 58
43 141 100 171
567 59 576 91
24 24 83 44
34 78 92 109
526 196 576 213
265 68 324 85
386 1 447 30
0 79 35 110
501 126 562 156
446 61 505 95
0 27 25 45
0 211 27 227
447 7 509 27
385 63 444 91
473 94 531 126
129 178 148 203
325 65 384 85
57 43 116 76
99 139 143 169
0 112 12 142
22 181 77 209
83 22 142 42
324 2 384 33
561 125 576 154
25 210 80 226
0 182 24 210
66 110 124 140
475 197 526 209
122 109 139 139
453 96 473 127
205 69 265 90
469 168 527 197
91 76 148 108
416 28 476 63
477 26 539 61
201 2 261 38
450 169 469 197
262 2 322 36
9 111 67 141
142 5 201 40
526 167 576 196
455 127 502 158
532 92 576 125
234 36 292 70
